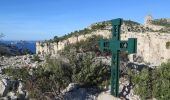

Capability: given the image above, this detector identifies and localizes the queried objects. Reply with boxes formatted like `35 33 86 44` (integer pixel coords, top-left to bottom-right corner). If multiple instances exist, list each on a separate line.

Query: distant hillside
0 41 34 56
49 18 170 44
152 18 170 27
49 20 144 43
36 16 170 66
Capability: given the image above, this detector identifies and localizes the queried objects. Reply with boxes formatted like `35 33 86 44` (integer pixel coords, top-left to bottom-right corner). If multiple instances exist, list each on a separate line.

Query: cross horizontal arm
98 39 110 52
127 38 137 54
112 38 137 54
99 38 137 54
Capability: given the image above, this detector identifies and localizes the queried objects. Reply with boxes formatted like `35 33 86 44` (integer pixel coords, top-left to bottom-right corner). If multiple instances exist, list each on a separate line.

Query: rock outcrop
60 77 141 100
36 16 170 66
36 29 111 55
0 55 44 69
144 15 164 31
122 32 170 66
0 78 28 99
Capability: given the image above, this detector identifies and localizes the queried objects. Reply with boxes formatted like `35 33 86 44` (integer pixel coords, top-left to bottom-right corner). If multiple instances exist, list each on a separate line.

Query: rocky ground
0 54 143 100
0 55 45 69
0 55 72 99
61 78 140 100
0 55 45 99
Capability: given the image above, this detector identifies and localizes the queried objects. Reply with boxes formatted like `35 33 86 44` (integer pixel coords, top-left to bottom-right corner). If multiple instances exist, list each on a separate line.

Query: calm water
1 40 36 54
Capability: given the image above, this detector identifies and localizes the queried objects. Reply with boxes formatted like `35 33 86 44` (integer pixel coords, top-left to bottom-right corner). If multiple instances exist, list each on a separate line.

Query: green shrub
0 46 11 56
129 60 170 99
2 67 30 81
32 55 41 62
152 19 170 27
124 20 140 26
166 41 170 49
2 53 111 99
2 58 72 99
61 35 103 54
2 35 112 99
69 52 110 86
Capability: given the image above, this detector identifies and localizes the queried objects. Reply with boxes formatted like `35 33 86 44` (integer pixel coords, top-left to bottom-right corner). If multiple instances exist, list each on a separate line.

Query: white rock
31 63 37 68
0 79 6 96
125 87 128 92
17 82 23 94
0 97 8 100
7 92 17 100
97 93 121 100
0 68 2 74
62 83 79 94
119 84 124 93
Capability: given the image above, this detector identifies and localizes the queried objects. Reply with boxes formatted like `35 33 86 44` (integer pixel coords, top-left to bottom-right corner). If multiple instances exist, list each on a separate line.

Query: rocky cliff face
122 32 170 66
36 29 111 55
36 17 170 66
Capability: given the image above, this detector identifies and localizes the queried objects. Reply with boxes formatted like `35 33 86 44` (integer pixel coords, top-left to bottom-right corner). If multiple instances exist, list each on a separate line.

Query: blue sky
0 0 169 40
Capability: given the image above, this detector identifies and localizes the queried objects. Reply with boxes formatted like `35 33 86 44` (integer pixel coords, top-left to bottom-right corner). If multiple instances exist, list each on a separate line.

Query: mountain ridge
36 15 170 66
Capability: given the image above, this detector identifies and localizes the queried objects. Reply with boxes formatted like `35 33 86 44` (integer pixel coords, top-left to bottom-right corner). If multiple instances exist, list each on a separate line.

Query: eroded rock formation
36 16 170 66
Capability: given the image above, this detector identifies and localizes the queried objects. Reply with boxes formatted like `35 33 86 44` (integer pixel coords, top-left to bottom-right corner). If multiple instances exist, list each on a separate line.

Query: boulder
62 83 79 94
7 92 17 100
0 78 28 99
0 79 7 96
62 83 100 100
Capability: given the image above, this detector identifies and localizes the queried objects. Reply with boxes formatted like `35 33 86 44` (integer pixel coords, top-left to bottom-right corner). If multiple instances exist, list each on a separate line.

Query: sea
0 40 36 54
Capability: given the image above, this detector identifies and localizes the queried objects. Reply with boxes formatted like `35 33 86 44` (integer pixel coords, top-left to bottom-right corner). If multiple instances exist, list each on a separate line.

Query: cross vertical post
99 18 137 97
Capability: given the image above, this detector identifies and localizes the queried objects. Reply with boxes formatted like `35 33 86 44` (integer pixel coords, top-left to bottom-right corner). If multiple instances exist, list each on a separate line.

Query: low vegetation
49 19 145 44
32 54 41 62
128 60 170 100
1 35 111 99
166 41 170 49
151 19 170 33
2 52 110 99
60 35 103 54
2 18 170 99
124 20 140 26
0 45 11 56
152 19 170 27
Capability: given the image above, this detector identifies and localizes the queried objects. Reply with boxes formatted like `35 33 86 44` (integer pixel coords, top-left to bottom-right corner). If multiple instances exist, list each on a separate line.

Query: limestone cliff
123 32 170 66
36 16 170 66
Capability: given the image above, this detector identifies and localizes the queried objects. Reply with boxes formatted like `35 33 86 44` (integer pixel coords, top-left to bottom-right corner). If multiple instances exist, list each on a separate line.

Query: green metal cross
99 18 137 97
